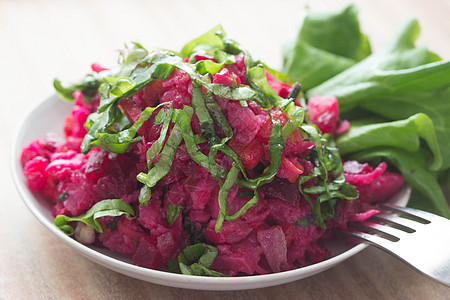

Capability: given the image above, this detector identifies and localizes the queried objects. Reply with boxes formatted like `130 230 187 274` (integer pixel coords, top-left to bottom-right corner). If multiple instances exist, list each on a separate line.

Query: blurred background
1 0 449 102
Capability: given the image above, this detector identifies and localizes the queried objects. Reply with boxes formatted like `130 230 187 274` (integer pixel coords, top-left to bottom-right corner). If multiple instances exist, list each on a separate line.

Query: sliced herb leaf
137 116 183 205
54 199 135 235
297 124 357 228
166 203 183 226
54 73 102 102
215 164 240 232
246 64 292 110
168 243 228 277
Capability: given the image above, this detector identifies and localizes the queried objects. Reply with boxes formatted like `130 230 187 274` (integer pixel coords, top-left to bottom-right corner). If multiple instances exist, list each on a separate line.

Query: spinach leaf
215 164 240 232
356 87 450 171
306 18 447 119
282 4 371 90
84 102 169 154
337 113 442 171
137 111 183 206
116 42 149 77
176 106 228 178
145 105 174 169
81 53 179 154
247 64 292 110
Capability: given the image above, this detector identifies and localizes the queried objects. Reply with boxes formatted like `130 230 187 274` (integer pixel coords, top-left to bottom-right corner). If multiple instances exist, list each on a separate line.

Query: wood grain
1 0 449 298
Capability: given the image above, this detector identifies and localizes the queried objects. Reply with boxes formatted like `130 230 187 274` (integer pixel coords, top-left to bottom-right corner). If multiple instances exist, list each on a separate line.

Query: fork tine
381 204 431 224
371 213 417 233
334 228 396 249
349 222 403 242
336 205 450 287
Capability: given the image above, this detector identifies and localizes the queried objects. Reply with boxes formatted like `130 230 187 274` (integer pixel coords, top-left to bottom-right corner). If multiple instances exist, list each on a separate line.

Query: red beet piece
133 236 165 269
206 219 252 245
84 149 109 180
56 171 96 216
238 140 264 170
212 240 261 276
307 94 340 134
256 226 288 273
213 68 234 87
226 102 265 146
138 199 167 230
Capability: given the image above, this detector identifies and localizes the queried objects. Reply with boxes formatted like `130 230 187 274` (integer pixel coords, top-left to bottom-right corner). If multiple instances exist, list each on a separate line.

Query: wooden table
1 0 449 298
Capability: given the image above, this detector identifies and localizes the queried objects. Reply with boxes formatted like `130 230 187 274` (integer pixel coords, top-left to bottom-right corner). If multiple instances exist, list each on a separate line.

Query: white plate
11 94 411 290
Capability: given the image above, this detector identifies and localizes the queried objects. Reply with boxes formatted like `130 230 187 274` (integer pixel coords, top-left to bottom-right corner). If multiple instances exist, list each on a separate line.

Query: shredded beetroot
344 160 405 204
344 161 387 185
357 172 405 203
91 63 109 73
23 156 49 191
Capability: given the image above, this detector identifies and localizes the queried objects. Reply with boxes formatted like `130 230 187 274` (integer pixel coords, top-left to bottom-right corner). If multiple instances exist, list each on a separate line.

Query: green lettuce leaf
306 18 446 115
337 113 442 171
282 4 371 90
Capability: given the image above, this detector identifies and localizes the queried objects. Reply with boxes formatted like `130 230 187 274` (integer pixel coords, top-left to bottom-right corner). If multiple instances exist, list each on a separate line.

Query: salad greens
283 4 450 217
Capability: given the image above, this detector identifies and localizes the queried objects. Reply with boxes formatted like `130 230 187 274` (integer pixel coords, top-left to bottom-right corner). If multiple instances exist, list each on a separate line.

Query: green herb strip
146 105 174 169
168 243 228 277
54 199 135 235
137 116 183 206
215 164 240 232
240 118 284 190
86 102 170 153
296 125 358 228
166 203 183 226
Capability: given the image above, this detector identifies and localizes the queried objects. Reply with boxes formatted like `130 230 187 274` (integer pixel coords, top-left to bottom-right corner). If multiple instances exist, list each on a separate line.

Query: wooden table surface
1 0 449 298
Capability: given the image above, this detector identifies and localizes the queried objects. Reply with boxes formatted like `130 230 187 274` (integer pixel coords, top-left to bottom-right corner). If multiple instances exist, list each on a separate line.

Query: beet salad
20 26 404 276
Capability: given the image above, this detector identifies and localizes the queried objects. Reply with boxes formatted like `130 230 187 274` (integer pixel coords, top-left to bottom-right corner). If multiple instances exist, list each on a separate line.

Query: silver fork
335 204 450 287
